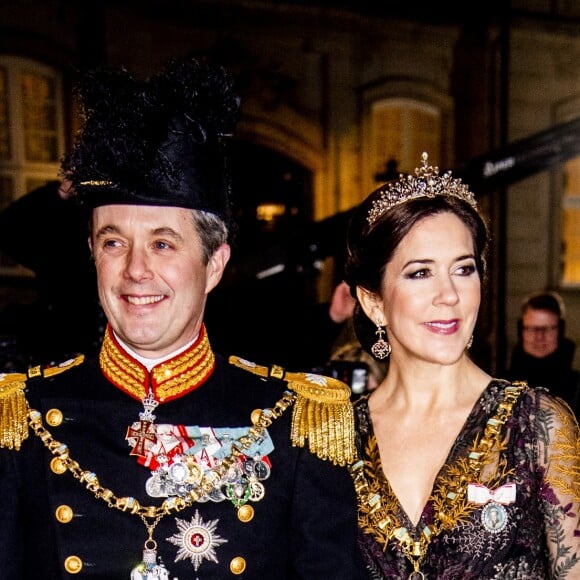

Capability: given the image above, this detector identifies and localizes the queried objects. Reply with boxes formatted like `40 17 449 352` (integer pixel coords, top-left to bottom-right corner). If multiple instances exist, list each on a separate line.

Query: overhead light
256 203 286 222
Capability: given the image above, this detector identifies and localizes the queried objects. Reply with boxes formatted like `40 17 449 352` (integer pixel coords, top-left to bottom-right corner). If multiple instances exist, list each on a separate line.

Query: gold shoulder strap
0 355 85 451
229 356 355 466
28 354 85 379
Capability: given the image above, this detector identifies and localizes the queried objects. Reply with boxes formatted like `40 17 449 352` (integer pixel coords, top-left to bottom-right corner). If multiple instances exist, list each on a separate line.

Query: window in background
562 156 580 284
371 99 441 179
0 56 64 273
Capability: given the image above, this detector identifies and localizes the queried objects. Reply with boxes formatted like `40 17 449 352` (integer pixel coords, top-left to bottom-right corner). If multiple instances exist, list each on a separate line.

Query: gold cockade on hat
367 152 477 225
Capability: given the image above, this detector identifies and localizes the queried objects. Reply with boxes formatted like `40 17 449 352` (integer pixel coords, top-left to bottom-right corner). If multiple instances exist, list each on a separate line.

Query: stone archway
206 140 326 369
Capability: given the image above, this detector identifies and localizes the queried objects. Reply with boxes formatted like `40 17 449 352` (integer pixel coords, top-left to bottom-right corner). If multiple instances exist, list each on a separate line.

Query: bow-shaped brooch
467 483 516 534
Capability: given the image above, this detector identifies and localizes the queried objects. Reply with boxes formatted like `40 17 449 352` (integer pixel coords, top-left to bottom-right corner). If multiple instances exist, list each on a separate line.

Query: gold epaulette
0 355 85 451
0 372 28 450
229 356 355 466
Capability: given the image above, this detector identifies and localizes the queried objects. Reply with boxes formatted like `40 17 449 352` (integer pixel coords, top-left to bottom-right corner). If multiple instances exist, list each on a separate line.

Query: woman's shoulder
498 378 580 438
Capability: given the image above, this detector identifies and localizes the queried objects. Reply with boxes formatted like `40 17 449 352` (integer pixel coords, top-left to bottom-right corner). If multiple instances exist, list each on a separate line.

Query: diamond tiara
367 152 477 225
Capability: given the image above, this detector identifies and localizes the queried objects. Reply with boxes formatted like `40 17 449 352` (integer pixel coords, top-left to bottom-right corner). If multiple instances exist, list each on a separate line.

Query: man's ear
356 286 385 326
205 243 231 294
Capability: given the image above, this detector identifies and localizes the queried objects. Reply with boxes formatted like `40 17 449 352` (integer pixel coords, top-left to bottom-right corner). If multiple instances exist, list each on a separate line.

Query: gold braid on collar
100 324 215 402
229 355 355 466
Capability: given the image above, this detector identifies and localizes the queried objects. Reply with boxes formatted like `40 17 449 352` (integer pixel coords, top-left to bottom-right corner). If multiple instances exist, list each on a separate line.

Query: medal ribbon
467 482 517 505
130 423 275 470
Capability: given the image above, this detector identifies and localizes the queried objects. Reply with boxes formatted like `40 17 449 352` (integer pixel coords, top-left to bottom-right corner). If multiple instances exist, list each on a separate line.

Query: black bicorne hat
61 56 240 222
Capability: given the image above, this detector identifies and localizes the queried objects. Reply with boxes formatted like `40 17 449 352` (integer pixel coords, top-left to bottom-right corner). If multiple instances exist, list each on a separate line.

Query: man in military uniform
0 56 363 579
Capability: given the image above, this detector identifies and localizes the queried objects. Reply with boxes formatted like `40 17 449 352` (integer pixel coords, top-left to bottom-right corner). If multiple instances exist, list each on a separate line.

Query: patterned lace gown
353 380 580 579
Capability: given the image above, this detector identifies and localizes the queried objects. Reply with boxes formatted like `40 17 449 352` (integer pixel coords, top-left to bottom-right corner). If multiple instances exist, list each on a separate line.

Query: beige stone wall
505 24 580 369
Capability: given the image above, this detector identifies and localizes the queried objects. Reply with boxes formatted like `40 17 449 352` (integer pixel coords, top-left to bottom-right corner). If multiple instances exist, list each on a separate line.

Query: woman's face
375 211 481 365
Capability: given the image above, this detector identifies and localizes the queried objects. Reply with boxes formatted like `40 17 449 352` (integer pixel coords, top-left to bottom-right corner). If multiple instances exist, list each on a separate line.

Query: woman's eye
406 268 430 279
457 263 477 276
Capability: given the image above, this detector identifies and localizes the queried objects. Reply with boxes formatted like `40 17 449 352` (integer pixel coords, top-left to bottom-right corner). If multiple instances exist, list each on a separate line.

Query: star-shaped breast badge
166 510 228 571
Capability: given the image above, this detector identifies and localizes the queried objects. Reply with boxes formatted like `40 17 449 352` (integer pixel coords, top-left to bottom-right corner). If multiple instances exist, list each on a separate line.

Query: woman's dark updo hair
344 192 489 359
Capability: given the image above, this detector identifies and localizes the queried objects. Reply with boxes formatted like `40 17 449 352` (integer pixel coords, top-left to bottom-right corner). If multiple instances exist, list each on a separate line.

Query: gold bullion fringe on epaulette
0 374 29 450
228 356 355 466
289 376 355 467
0 356 85 451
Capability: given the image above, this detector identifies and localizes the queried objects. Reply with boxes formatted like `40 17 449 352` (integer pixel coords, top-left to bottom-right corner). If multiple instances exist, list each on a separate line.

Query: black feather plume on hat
61 56 240 221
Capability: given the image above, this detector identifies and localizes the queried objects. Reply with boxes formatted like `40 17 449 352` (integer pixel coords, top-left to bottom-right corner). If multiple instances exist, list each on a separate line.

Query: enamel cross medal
127 390 159 458
126 391 172 579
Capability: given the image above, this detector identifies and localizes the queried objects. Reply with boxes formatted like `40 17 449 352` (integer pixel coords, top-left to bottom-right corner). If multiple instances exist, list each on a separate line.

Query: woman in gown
344 153 580 579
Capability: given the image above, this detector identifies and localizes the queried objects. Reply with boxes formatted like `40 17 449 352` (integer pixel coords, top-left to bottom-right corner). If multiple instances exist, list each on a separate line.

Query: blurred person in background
507 290 580 417
0 178 103 369
313 280 388 398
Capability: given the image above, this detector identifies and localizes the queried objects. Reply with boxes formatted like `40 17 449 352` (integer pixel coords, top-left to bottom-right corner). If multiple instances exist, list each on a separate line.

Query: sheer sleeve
536 390 580 577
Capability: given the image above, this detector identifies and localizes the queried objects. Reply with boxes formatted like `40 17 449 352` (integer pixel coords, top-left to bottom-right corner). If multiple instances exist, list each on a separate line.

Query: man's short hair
521 290 565 319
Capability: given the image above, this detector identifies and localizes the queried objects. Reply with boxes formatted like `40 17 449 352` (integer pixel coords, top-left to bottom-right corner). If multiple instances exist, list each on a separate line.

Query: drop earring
466 335 474 350
371 322 391 360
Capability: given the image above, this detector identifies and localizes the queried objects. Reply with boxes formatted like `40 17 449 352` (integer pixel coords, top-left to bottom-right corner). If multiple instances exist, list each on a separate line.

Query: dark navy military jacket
0 351 364 579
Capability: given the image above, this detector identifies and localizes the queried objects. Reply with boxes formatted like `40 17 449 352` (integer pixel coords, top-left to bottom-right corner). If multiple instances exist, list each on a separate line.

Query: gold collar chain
349 382 526 579
27 389 296 548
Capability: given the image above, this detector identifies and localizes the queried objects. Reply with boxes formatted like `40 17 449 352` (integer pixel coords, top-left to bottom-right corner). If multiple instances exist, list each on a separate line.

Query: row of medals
144 448 271 508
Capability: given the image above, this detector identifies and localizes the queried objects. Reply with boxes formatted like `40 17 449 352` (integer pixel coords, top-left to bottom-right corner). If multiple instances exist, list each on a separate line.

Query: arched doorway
206 141 323 368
